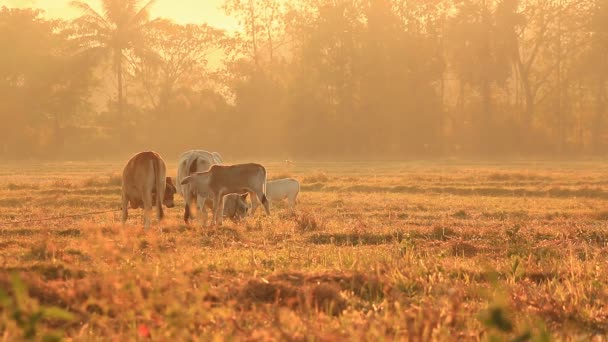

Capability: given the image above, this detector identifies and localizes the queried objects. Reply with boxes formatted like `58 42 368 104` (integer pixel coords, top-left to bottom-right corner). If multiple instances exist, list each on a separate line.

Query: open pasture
0 160 607 340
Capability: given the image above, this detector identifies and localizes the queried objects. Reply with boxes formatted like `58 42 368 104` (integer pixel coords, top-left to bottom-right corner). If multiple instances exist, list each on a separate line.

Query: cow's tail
262 168 267 195
261 168 270 215
153 157 164 220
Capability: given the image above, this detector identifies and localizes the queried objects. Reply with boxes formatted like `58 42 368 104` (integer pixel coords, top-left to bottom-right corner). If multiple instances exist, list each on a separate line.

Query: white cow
266 178 300 210
177 150 248 225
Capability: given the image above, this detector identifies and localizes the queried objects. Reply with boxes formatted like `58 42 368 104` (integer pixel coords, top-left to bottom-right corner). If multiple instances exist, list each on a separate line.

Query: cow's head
164 177 177 208
225 193 250 222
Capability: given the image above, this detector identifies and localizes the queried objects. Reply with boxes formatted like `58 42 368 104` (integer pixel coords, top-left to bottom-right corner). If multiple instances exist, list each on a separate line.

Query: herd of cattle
121 150 300 229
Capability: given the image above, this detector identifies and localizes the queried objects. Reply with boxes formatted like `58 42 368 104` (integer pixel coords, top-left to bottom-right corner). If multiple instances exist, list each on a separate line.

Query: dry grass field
1 160 608 341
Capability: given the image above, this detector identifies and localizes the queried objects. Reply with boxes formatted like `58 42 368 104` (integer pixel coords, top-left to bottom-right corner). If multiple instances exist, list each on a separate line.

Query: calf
121 151 176 229
177 150 248 225
267 178 300 210
181 163 270 226
208 193 250 221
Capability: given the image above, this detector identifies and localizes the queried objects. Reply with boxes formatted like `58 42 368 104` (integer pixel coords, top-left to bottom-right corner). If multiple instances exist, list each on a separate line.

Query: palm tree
71 0 156 118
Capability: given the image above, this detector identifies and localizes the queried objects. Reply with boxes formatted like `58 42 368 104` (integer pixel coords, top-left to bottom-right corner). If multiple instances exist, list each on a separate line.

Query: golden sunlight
2 0 608 339
4 0 240 30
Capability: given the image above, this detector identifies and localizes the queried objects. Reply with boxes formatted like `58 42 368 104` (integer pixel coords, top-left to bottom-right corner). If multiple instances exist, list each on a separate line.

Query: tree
0 7 95 157
587 0 608 152
71 0 156 119
223 0 284 67
361 0 444 155
447 0 513 152
130 20 224 113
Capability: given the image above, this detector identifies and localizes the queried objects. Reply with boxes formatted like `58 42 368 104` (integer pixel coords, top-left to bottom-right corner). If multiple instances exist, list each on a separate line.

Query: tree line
1 0 607 159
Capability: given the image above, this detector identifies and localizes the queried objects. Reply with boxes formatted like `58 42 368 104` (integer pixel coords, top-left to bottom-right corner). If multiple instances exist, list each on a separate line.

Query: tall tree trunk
250 0 259 68
514 32 539 146
481 77 492 154
522 73 534 127
556 0 564 154
266 3 275 65
117 52 124 117
515 49 536 134
481 78 491 125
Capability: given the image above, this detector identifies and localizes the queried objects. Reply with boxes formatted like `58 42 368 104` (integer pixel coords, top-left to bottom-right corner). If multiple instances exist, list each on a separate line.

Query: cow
121 151 176 230
177 150 248 225
209 193 250 221
266 178 300 210
180 163 271 226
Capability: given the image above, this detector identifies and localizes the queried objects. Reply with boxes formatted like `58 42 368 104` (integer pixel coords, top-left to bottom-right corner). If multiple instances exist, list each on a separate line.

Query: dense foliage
1 0 608 159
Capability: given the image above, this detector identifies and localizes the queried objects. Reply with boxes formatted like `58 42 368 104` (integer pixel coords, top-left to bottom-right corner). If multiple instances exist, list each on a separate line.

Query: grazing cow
181 163 270 226
177 150 248 225
210 193 250 221
121 151 176 229
267 178 300 210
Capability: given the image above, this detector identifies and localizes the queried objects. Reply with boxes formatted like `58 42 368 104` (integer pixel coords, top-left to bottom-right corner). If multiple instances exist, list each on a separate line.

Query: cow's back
267 178 299 200
209 163 266 191
122 151 167 207
123 151 163 190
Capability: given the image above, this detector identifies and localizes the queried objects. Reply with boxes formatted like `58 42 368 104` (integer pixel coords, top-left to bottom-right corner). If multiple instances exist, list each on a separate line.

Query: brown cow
121 151 176 229
180 163 270 226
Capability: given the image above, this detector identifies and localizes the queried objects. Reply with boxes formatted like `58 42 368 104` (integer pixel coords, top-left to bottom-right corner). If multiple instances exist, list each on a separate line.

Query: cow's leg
142 191 153 230
156 189 165 222
293 191 300 209
184 202 191 224
211 192 223 226
250 191 259 215
184 193 194 224
215 193 225 226
287 195 296 211
197 194 208 227
121 192 129 224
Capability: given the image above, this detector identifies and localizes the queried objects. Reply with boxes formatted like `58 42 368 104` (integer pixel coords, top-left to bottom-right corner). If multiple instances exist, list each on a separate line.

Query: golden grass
1 161 607 340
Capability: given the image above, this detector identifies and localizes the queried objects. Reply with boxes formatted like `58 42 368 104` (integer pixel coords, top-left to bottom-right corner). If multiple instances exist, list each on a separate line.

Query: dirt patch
294 211 326 232
239 279 302 309
5 264 87 281
450 240 479 257
307 232 405 246
429 226 457 241
311 283 347 316
300 182 325 191
237 271 386 316
302 173 330 184
271 271 385 302
200 227 243 247
0 239 18 248
0 228 38 237
56 228 81 237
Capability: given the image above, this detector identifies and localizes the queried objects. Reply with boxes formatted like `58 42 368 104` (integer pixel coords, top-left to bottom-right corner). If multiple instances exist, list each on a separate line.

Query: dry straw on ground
0 161 607 340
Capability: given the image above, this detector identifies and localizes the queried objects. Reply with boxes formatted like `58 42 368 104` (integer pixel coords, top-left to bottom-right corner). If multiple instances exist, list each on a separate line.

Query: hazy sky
2 0 240 31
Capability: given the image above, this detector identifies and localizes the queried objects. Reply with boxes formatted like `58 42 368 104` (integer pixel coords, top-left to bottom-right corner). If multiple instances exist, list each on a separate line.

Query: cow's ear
241 193 249 200
181 176 193 185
